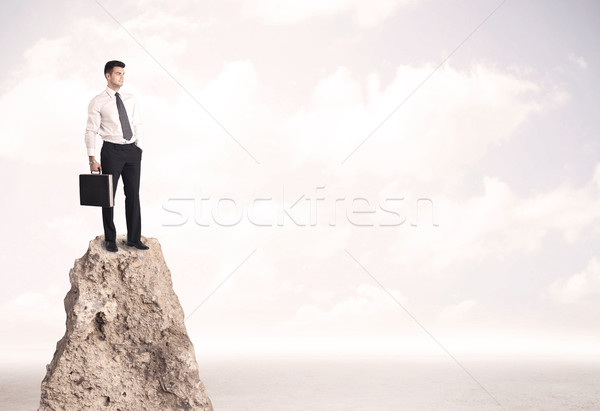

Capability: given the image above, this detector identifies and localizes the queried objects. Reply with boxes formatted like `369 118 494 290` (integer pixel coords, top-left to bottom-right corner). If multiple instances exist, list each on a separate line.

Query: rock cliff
39 236 213 411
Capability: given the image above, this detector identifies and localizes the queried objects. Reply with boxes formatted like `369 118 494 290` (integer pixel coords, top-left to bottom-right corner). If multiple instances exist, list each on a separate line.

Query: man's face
107 67 125 88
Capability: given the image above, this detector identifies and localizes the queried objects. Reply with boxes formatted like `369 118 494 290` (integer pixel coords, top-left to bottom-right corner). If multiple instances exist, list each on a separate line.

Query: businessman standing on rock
85 60 149 253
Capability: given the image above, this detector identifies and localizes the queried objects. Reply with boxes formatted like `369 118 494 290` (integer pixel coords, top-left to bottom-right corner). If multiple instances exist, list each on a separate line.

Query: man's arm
85 98 102 172
132 97 143 152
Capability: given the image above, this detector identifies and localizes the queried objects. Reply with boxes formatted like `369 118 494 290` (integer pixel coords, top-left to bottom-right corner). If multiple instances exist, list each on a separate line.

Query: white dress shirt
85 87 143 156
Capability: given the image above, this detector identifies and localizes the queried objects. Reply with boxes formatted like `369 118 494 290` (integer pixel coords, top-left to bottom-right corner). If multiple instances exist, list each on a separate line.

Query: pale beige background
0 0 599 364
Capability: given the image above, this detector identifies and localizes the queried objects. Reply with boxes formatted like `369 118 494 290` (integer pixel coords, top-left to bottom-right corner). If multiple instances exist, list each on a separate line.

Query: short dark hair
104 60 125 76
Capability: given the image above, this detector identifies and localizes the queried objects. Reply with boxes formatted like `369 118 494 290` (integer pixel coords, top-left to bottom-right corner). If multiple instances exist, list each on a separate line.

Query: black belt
103 141 136 150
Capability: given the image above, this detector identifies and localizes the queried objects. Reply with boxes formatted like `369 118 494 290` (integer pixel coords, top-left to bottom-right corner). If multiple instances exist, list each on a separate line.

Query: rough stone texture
39 236 213 411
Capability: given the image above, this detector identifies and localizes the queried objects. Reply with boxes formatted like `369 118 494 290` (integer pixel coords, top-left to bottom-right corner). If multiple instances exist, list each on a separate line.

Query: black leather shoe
105 241 118 253
126 240 149 250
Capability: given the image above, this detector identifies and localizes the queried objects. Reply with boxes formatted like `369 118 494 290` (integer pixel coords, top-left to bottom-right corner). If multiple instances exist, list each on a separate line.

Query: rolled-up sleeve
85 98 101 156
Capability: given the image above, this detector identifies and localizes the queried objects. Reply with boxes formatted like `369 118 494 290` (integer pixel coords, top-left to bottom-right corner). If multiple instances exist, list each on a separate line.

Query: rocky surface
39 235 213 411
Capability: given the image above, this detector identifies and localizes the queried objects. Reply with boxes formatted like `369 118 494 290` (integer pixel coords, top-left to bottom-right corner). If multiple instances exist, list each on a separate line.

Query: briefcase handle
91 170 101 175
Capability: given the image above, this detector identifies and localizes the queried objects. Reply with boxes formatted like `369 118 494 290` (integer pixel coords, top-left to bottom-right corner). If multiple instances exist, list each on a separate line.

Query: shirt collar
105 87 118 97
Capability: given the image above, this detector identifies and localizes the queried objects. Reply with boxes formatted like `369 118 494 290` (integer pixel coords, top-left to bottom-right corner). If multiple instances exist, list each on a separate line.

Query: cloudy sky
1 0 599 363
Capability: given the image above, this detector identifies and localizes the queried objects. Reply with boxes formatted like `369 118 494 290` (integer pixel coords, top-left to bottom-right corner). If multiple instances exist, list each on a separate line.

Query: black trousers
100 141 142 243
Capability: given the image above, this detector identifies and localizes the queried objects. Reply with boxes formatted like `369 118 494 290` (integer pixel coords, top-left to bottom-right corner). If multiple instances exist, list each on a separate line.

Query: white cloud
547 257 600 304
2 0 599 361
568 53 588 69
279 63 543 181
0 288 66 347
385 163 600 274
243 0 417 27
1 14 550 188
289 283 407 335
436 299 479 324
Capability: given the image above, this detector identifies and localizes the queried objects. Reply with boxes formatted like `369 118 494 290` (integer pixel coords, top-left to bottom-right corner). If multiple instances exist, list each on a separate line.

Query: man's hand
90 160 102 172
89 156 101 172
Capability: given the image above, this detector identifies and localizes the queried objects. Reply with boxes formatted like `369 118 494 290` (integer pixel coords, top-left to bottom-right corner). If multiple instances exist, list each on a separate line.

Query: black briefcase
79 172 114 207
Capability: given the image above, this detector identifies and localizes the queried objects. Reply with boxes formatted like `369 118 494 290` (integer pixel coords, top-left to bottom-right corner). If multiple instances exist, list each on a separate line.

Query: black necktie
115 92 133 141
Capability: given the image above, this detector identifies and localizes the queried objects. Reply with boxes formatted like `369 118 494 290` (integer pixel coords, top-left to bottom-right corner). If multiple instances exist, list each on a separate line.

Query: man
85 60 148 252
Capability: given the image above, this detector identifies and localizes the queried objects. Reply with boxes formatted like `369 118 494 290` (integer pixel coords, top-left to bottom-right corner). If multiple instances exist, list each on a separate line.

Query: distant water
3 357 599 410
